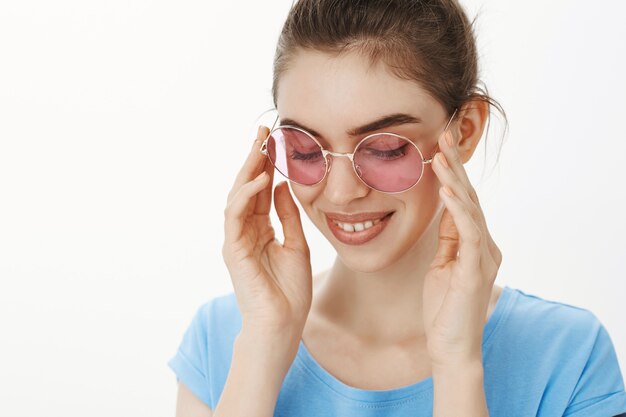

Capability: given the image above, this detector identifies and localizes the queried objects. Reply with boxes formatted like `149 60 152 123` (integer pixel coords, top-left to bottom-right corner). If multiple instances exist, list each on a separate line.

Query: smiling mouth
325 211 394 245
329 212 394 232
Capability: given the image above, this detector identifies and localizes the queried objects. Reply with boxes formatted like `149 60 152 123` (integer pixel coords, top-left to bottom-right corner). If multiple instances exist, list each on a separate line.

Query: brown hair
270 0 507 173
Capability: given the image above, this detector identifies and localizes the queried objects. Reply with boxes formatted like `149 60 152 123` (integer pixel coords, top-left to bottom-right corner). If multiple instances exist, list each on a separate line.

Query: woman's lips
325 211 394 223
326 212 394 245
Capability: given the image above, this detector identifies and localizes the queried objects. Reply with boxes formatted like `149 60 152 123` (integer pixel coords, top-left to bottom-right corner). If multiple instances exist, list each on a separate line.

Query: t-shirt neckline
294 285 515 404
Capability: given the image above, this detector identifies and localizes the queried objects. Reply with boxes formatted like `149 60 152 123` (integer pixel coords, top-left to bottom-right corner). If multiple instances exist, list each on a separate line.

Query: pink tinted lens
354 134 424 192
266 127 327 185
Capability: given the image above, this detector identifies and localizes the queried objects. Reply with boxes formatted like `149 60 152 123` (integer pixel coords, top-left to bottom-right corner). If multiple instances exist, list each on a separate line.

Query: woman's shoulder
496 286 619 372
495 286 626 415
197 291 242 334
203 291 239 315
168 291 242 410
502 285 604 336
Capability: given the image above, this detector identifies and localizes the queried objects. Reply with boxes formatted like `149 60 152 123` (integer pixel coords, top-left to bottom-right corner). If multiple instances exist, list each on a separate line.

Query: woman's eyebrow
279 113 422 138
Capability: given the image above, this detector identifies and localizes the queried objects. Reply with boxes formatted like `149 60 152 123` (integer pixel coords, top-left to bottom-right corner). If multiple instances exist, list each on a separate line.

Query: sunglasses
259 108 458 194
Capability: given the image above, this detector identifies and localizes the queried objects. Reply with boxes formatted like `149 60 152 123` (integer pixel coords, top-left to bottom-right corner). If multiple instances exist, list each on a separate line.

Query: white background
1 0 625 415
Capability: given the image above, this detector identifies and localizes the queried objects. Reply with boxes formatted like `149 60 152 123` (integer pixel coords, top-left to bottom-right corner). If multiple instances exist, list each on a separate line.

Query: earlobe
454 99 489 164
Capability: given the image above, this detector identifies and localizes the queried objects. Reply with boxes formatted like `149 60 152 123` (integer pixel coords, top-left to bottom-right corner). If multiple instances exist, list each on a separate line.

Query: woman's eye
365 143 409 160
290 150 323 162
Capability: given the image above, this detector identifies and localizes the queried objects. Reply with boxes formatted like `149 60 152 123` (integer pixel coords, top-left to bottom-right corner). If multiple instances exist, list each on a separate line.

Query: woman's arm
432 360 489 417
175 382 213 417
212 328 300 417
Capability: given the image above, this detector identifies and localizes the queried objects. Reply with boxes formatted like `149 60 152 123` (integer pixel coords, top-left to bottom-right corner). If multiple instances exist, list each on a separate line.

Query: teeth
334 218 382 233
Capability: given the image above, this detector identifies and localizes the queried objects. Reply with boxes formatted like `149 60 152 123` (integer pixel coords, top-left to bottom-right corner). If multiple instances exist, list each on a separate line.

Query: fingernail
257 125 265 137
446 131 454 147
254 171 267 181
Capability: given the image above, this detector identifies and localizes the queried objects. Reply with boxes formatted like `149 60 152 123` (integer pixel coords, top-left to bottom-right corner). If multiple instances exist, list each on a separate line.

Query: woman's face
275 49 454 272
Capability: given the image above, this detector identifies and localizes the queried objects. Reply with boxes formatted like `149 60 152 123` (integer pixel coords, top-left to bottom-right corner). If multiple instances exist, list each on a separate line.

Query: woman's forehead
276 49 443 129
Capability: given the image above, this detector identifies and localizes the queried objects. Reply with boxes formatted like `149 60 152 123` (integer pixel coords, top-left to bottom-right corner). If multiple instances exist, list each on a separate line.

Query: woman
168 0 626 416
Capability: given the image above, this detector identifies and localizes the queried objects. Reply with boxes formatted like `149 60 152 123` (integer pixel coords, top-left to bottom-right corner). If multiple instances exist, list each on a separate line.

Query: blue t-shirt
168 286 626 416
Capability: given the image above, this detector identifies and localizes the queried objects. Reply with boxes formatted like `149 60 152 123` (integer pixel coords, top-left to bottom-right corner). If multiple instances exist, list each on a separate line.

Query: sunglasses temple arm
425 108 457 164
270 112 279 131
424 141 440 164
259 112 280 154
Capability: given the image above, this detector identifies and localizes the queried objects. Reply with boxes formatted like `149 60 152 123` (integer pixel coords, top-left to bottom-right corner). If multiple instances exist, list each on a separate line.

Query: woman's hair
271 0 507 173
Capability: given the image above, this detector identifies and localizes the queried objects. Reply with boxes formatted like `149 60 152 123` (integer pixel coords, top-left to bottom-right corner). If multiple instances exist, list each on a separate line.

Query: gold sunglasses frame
259 108 458 194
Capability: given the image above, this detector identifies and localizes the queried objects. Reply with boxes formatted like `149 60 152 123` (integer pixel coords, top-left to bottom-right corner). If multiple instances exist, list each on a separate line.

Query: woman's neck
310 206 445 347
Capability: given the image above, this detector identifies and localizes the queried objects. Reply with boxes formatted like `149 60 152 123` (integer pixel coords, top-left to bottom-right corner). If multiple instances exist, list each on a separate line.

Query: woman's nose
322 155 369 204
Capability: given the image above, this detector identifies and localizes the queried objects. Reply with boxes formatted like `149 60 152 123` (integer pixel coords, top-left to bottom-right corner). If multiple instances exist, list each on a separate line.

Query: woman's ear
452 99 489 164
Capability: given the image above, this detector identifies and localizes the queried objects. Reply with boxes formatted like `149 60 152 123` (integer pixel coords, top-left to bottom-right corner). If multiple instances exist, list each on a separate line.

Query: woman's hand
222 126 313 339
423 128 503 369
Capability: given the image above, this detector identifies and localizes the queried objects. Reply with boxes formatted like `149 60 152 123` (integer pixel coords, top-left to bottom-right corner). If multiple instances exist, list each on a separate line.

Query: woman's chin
332 238 407 273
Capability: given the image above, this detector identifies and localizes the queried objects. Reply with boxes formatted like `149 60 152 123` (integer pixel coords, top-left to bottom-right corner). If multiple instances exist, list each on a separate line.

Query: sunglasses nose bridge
324 150 354 159
322 151 368 191
322 150 356 174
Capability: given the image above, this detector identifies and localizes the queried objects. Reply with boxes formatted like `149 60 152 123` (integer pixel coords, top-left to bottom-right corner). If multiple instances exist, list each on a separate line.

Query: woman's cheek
289 182 313 206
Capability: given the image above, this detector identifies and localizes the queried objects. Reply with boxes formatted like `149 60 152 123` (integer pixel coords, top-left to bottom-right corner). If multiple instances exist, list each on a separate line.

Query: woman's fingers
223 171 270 247
438 185 482 274
273 181 309 254
435 132 478 218
432 131 492 275
227 126 270 205
435 130 501 267
431 206 460 267
253 126 275 216
438 130 480 206
434 151 479 231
